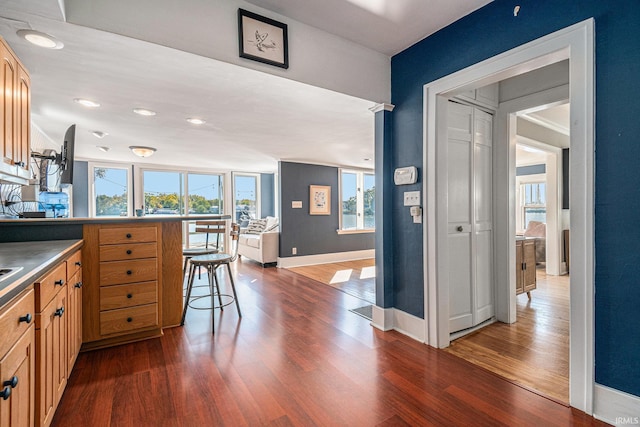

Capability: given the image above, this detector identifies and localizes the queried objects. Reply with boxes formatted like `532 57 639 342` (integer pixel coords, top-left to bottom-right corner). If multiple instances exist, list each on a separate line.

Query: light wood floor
444 268 570 403
288 259 375 303
52 260 604 426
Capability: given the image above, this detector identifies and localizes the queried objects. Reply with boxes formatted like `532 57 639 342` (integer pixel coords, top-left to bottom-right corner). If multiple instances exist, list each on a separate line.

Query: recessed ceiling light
17 29 64 49
133 108 156 116
91 131 108 139
186 118 206 125
364 158 371 161
74 98 101 108
97 146 110 152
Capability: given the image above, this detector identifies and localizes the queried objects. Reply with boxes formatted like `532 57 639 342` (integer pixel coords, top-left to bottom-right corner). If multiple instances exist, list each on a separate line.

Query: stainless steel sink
0 267 23 282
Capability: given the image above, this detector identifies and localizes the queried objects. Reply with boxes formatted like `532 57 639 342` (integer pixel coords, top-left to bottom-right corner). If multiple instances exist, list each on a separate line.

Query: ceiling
0 0 491 173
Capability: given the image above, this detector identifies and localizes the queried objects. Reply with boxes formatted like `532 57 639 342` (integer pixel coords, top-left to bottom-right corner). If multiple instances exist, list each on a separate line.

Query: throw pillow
245 218 267 234
264 216 279 232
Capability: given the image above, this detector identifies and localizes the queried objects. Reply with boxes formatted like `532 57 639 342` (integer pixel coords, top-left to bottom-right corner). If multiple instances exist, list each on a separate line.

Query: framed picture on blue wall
309 185 331 215
238 8 289 69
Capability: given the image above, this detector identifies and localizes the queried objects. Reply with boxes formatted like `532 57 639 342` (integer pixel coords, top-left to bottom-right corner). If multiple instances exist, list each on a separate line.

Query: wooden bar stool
182 220 226 282
181 223 242 333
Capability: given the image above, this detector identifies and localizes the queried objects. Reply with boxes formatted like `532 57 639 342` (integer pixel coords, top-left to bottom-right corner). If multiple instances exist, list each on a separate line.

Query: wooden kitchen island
0 215 230 351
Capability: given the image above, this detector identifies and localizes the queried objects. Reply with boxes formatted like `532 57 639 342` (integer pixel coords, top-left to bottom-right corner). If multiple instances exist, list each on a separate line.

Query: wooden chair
181 223 242 334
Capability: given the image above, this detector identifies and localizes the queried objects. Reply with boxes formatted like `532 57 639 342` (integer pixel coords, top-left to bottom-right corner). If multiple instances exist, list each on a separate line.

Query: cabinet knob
457 226 463 232
16 161 25 168
126 233 132 238
127 293 133 299
126 250 132 255
54 307 65 317
127 317 133 323
75 282 83 289
75 261 82 267
54 279 65 286
19 313 32 324
3 376 18 389
0 386 10 401
126 270 133 275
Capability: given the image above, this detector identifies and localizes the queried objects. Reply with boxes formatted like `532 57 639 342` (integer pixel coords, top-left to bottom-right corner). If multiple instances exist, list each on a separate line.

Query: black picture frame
238 8 289 69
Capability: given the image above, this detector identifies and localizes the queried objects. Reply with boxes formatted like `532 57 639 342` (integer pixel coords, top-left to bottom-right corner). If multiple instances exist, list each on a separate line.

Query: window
143 170 184 215
340 169 375 232
521 182 546 228
233 173 259 226
187 173 224 215
92 166 130 217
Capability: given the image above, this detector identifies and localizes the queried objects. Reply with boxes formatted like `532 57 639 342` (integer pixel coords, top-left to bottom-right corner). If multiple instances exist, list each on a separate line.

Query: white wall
64 0 391 103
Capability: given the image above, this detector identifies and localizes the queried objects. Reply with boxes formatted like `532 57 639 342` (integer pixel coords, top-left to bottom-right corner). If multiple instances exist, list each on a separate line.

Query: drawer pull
54 307 65 317
75 261 82 267
126 233 132 239
75 282 83 289
127 293 133 299
3 376 18 389
19 313 32 324
126 270 133 275
54 279 65 286
0 386 10 400
126 250 132 255
127 317 133 322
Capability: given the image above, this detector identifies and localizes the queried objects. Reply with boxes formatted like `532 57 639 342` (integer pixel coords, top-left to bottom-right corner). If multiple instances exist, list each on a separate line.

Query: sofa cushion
239 234 261 248
246 218 267 234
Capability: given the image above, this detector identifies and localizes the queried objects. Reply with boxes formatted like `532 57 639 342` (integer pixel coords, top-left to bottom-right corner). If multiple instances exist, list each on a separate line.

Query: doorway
422 20 594 412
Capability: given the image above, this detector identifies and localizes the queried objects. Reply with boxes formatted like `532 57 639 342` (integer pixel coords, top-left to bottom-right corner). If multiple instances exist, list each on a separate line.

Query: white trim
593 384 640 426
369 103 395 113
371 306 426 342
422 19 594 413
277 249 374 268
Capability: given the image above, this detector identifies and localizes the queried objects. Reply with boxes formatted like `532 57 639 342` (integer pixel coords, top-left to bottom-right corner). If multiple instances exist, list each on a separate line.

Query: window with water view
341 170 375 231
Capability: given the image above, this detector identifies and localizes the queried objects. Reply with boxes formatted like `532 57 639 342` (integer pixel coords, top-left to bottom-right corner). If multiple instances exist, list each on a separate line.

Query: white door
447 101 494 334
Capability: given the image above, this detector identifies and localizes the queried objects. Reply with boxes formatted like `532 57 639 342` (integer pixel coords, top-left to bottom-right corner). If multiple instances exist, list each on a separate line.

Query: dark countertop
0 214 231 226
0 239 83 308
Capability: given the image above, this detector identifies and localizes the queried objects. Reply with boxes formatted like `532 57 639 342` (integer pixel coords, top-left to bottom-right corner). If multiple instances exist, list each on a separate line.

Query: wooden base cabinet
0 288 35 427
82 224 163 350
516 239 537 298
66 251 82 374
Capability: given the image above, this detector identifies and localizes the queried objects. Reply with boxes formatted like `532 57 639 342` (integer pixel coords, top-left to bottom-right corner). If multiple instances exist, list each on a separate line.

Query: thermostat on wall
394 166 417 185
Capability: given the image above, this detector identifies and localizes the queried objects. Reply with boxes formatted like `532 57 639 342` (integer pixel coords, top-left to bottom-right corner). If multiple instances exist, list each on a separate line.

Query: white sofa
237 217 279 266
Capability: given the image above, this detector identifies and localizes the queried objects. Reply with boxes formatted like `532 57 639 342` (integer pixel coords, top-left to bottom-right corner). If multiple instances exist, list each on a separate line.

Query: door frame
422 19 594 413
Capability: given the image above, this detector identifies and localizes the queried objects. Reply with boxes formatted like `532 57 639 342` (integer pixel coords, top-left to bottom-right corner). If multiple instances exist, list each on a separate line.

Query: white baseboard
593 384 640 425
277 249 375 268
371 305 426 343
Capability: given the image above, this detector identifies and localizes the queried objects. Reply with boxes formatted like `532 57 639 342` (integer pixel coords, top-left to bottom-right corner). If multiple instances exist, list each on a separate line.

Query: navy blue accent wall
279 161 374 258
562 149 570 209
260 173 275 217
516 164 545 176
72 161 89 218
375 109 395 308
391 0 640 397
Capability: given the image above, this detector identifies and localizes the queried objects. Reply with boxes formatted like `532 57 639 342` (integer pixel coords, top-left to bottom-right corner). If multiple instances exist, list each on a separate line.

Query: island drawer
100 303 158 336
34 262 67 311
100 281 157 311
99 242 157 262
0 287 34 357
99 227 157 245
99 259 157 286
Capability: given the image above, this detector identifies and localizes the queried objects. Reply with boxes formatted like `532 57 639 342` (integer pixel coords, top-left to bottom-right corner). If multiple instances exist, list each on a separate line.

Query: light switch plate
404 191 421 206
292 201 302 208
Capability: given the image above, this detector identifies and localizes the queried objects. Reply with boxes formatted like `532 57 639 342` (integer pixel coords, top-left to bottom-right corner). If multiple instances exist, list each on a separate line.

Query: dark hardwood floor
288 259 375 303
52 260 606 426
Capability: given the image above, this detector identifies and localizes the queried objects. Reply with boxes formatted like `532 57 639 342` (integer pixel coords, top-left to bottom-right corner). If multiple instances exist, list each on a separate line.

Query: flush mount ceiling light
97 146 110 152
133 108 156 116
74 98 100 108
129 146 157 158
17 29 64 49
186 118 206 125
91 131 108 139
